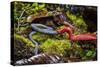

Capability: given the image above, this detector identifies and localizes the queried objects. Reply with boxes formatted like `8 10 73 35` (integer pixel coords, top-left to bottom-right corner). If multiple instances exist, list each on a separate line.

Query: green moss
31 32 66 44
86 50 93 57
81 50 96 60
40 39 71 56
14 34 35 48
66 11 87 33
31 33 50 43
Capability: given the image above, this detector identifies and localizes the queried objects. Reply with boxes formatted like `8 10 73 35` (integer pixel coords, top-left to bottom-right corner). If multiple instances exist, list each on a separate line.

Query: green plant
14 34 35 48
66 11 87 33
40 39 71 56
81 49 97 61
13 2 47 33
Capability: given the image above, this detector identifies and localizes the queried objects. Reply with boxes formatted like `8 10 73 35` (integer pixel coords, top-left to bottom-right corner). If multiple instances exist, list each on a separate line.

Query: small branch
17 10 25 33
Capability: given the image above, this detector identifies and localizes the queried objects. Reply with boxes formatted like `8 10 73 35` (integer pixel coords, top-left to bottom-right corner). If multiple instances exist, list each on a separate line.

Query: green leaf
86 50 93 57
39 4 45 9
32 3 38 7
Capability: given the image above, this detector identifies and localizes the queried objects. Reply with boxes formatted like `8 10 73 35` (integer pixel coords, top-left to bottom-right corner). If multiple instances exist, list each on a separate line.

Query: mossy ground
13 2 97 63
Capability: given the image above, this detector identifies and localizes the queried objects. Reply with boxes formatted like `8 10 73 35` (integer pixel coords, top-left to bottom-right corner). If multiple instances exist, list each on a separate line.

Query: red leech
57 26 96 42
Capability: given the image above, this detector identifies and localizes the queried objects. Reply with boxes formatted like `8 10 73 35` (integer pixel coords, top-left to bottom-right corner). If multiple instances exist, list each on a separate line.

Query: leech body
29 24 58 55
31 24 58 35
29 31 38 55
58 27 97 43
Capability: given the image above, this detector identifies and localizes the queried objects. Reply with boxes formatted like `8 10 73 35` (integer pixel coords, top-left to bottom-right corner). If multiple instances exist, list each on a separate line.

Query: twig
17 10 25 32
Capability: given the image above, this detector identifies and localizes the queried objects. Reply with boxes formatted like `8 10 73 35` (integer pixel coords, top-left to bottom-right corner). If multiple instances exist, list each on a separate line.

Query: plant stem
17 10 25 32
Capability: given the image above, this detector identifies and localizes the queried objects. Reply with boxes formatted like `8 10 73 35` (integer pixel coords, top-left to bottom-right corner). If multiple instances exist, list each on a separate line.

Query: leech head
57 26 73 34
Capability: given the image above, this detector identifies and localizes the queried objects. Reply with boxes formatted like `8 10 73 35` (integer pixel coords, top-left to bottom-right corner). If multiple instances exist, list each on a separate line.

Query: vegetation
12 1 97 63
40 39 71 56
14 34 35 61
67 11 87 34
